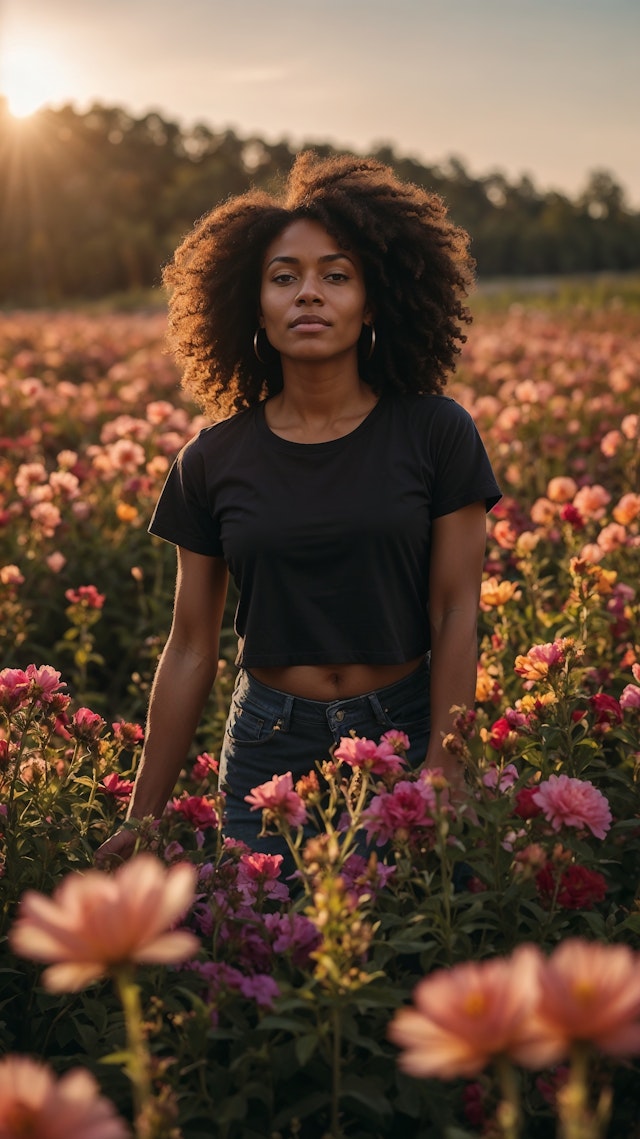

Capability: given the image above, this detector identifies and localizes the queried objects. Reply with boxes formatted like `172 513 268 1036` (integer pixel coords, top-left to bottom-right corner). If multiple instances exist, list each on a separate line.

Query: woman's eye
326 272 348 282
272 273 296 284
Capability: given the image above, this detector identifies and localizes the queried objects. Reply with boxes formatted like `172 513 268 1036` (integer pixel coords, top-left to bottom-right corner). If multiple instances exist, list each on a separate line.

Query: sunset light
0 40 68 118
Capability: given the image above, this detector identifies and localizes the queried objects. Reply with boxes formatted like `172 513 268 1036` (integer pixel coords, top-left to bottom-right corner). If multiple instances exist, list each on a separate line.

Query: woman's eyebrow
265 252 355 269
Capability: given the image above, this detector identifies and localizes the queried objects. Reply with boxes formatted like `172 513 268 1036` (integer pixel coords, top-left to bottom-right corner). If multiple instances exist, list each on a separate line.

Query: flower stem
113 967 152 1129
495 1057 522 1139
330 1001 342 1138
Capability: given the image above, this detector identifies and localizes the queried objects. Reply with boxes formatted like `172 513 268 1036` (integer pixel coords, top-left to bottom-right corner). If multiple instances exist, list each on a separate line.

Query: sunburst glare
0 40 68 118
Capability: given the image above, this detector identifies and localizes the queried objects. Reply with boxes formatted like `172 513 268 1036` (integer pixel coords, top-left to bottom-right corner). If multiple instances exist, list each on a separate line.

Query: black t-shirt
149 394 501 667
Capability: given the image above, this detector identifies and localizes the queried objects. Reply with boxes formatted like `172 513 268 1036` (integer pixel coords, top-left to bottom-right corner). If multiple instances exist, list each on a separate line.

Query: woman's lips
290 315 330 328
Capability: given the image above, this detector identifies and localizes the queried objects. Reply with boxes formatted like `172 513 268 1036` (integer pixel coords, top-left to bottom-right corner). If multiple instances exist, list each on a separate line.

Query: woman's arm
95 547 229 864
425 500 487 796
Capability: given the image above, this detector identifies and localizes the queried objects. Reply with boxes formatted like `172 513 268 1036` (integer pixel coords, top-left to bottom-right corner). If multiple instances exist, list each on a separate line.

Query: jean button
335 710 345 722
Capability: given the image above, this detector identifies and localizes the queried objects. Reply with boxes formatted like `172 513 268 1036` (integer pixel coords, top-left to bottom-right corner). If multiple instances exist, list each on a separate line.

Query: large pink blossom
532 775 612 839
25 665 66 706
363 777 437 846
10 854 199 991
515 939 640 1067
245 771 307 828
334 734 408 775
389 946 543 1078
620 684 640 710
0 1055 130 1139
171 794 219 830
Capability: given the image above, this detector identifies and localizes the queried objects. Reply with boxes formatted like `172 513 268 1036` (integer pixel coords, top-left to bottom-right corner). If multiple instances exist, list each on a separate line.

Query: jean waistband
238 655 430 729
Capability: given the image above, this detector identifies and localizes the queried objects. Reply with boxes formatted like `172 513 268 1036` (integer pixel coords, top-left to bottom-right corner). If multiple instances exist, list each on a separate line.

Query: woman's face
259 219 371 365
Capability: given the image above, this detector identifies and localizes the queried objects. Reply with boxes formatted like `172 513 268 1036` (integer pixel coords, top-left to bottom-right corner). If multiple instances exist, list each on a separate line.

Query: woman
95 152 501 868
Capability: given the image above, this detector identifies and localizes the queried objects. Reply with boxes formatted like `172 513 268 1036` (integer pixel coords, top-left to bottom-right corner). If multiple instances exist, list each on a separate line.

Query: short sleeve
148 437 224 556
430 401 502 518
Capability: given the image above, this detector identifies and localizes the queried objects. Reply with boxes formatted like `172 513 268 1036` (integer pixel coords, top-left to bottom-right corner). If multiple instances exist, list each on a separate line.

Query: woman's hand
94 827 138 869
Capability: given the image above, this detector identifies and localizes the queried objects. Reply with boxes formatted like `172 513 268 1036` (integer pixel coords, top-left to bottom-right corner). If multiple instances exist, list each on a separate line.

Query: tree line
1 98 639 304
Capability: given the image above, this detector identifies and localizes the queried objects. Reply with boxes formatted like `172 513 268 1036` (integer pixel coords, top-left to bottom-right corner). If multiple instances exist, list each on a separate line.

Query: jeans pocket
224 696 284 746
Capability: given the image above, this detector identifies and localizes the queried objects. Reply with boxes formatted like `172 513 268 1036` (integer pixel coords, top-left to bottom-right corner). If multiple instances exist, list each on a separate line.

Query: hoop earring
253 327 267 364
364 324 376 361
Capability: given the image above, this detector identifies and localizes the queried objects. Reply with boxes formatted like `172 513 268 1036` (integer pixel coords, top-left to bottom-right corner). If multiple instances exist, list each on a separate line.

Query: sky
1 0 639 204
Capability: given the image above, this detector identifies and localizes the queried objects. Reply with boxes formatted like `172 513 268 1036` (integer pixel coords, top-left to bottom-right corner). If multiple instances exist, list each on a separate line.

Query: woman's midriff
248 656 424 701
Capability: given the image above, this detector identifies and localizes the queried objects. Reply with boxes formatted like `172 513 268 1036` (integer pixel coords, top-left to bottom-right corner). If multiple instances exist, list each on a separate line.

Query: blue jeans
218 657 431 873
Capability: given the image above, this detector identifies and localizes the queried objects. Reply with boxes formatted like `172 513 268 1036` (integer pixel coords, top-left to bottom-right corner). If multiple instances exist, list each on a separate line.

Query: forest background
2 96 640 307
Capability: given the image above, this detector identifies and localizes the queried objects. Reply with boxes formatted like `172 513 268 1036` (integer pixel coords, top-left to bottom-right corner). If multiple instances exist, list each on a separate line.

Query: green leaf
294 1032 319 1067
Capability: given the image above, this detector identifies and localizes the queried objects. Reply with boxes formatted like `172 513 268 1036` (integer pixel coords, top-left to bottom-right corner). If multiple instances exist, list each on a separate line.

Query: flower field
0 297 639 1138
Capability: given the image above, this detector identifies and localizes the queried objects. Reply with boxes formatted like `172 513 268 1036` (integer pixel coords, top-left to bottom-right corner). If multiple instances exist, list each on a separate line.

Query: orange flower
480 577 521 608
515 939 640 1068
10 854 199 991
0 1055 130 1139
388 947 542 1078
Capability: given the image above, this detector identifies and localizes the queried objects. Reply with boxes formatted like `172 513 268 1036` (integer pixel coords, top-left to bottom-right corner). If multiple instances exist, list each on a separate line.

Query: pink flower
388 946 542 1078
111 721 144 747
100 772 134 800
363 778 437 846
191 751 219 780
70 707 105 742
334 734 408 775
9 854 199 991
482 763 519 791
620 684 640 711
245 772 307 828
515 939 640 1067
237 852 289 901
514 641 566 684
65 584 106 609
0 667 31 713
25 665 66 706
572 484 611 521
0 563 25 586
533 775 612 839
0 1055 130 1139
263 911 321 966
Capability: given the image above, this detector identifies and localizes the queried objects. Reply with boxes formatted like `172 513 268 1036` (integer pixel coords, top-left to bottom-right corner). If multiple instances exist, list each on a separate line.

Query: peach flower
10 854 199 991
597 522 626 553
613 493 640 526
547 477 578 504
0 1055 129 1139
389 946 542 1078
572 485 611 521
515 939 640 1067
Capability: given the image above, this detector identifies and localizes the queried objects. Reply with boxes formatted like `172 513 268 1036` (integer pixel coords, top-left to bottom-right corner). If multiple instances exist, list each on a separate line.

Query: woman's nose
295 277 323 304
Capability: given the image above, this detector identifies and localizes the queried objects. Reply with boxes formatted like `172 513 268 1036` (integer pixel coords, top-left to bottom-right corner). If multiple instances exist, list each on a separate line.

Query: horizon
1 0 639 206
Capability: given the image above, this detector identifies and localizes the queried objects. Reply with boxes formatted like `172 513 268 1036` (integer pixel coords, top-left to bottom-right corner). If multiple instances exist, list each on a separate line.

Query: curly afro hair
163 151 475 418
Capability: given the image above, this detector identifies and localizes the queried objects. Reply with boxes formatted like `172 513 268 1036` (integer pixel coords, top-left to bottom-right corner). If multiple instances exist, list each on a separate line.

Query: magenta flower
363 778 437 846
334 734 408 775
70 707 105 742
533 775 612 839
0 668 31 713
25 665 66 706
245 772 307 828
101 772 134 800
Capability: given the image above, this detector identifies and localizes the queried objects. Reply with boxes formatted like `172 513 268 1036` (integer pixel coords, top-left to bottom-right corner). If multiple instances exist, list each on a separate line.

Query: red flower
536 863 607 910
559 503 585 530
589 693 623 729
171 794 219 830
514 787 543 820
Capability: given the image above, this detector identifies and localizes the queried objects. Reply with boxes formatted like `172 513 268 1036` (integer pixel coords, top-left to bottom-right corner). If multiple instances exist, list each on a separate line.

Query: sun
0 40 68 119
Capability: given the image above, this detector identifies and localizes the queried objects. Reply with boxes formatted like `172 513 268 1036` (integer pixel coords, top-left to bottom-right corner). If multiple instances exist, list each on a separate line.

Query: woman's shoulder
387 391 474 427
180 404 258 457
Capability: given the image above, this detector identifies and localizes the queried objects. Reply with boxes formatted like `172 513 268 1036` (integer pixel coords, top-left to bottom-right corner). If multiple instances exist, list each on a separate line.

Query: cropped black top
149 394 501 667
